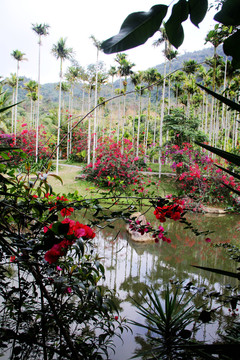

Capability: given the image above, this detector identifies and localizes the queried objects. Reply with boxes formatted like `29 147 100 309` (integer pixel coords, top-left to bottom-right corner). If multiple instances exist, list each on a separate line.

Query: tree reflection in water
94 213 240 360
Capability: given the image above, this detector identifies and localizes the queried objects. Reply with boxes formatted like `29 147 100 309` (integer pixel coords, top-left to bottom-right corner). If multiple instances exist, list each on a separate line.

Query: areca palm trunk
87 89 92 165
56 59 63 175
14 64 19 144
159 60 166 178
11 90 15 133
117 78 122 142
136 91 142 157
145 92 151 157
110 77 114 133
121 91 126 153
205 96 209 134
153 87 159 144
35 37 41 162
234 111 239 148
93 50 99 166
67 90 71 159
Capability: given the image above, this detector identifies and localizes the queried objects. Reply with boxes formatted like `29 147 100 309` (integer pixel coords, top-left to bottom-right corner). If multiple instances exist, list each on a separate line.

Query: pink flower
205 238 211 243
21 123 27 127
56 266 63 271
66 287 72 294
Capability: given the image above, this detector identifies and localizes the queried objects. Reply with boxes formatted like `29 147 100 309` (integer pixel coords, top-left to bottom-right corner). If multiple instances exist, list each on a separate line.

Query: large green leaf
188 0 208 27
0 101 24 113
223 29 240 69
192 265 240 279
165 0 189 48
101 5 168 54
197 83 240 112
195 142 240 166
214 0 240 26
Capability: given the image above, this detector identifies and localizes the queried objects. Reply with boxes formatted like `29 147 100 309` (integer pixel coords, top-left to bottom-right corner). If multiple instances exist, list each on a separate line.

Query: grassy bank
46 163 177 203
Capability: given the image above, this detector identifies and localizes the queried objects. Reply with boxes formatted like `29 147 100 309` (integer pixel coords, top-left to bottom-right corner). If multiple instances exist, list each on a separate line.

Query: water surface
94 212 240 359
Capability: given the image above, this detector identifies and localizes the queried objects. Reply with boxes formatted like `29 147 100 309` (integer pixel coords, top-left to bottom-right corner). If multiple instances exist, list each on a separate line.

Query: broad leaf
192 265 240 279
223 30 240 69
189 0 208 27
165 0 189 48
214 0 240 26
101 5 168 54
197 83 240 112
48 174 63 185
196 142 240 166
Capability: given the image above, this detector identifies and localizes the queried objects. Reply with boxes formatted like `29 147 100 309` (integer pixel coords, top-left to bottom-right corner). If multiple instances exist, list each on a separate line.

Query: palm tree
171 71 185 106
5 73 18 132
65 64 83 157
85 64 96 164
95 71 108 145
153 25 168 178
130 71 146 157
182 59 199 115
164 47 178 114
32 23 50 162
24 80 38 125
0 84 11 132
52 38 73 174
143 68 159 155
11 50 27 143
115 53 135 150
90 35 102 165
108 66 117 132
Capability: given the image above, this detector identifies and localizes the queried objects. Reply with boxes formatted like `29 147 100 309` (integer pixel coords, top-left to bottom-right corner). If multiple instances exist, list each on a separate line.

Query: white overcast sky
1 0 217 84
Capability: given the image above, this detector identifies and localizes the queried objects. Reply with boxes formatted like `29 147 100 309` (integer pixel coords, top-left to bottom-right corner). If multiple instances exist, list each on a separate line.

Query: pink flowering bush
83 136 144 189
0 123 54 170
164 142 240 207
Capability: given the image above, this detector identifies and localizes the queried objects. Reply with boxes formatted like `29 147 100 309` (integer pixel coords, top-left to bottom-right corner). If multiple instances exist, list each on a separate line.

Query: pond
93 212 240 360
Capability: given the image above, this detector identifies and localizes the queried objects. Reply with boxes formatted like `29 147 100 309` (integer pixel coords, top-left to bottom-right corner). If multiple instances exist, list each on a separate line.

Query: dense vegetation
1 0 240 359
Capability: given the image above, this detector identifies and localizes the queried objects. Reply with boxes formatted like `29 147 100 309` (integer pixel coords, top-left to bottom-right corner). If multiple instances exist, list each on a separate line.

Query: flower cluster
84 136 144 189
45 193 75 217
44 218 95 264
154 198 185 223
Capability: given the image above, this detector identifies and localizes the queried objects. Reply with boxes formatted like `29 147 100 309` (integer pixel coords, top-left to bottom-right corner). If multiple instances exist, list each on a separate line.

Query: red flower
60 207 74 217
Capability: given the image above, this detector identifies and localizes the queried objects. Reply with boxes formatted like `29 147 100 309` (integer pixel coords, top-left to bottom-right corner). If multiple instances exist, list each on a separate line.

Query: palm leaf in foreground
130 285 195 359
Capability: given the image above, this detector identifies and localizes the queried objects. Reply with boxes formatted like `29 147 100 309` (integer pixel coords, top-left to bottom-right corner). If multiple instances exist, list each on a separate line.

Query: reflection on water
93 213 240 360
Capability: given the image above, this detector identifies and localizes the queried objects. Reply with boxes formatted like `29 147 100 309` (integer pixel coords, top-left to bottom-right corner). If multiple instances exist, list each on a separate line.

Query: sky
1 0 218 84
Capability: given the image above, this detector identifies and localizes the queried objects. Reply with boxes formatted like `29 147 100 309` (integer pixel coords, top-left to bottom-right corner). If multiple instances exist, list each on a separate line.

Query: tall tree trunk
87 90 92 165
117 77 122 142
56 59 62 175
159 59 166 178
14 63 19 144
93 49 99 166
110 77 114 133
11 89 15 133
136 93 142 157
35 35 41 163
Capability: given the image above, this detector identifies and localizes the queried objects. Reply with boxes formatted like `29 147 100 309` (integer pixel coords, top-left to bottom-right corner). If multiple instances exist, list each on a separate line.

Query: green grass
148 163 173 173
46 164 178 210
47 165 96 196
